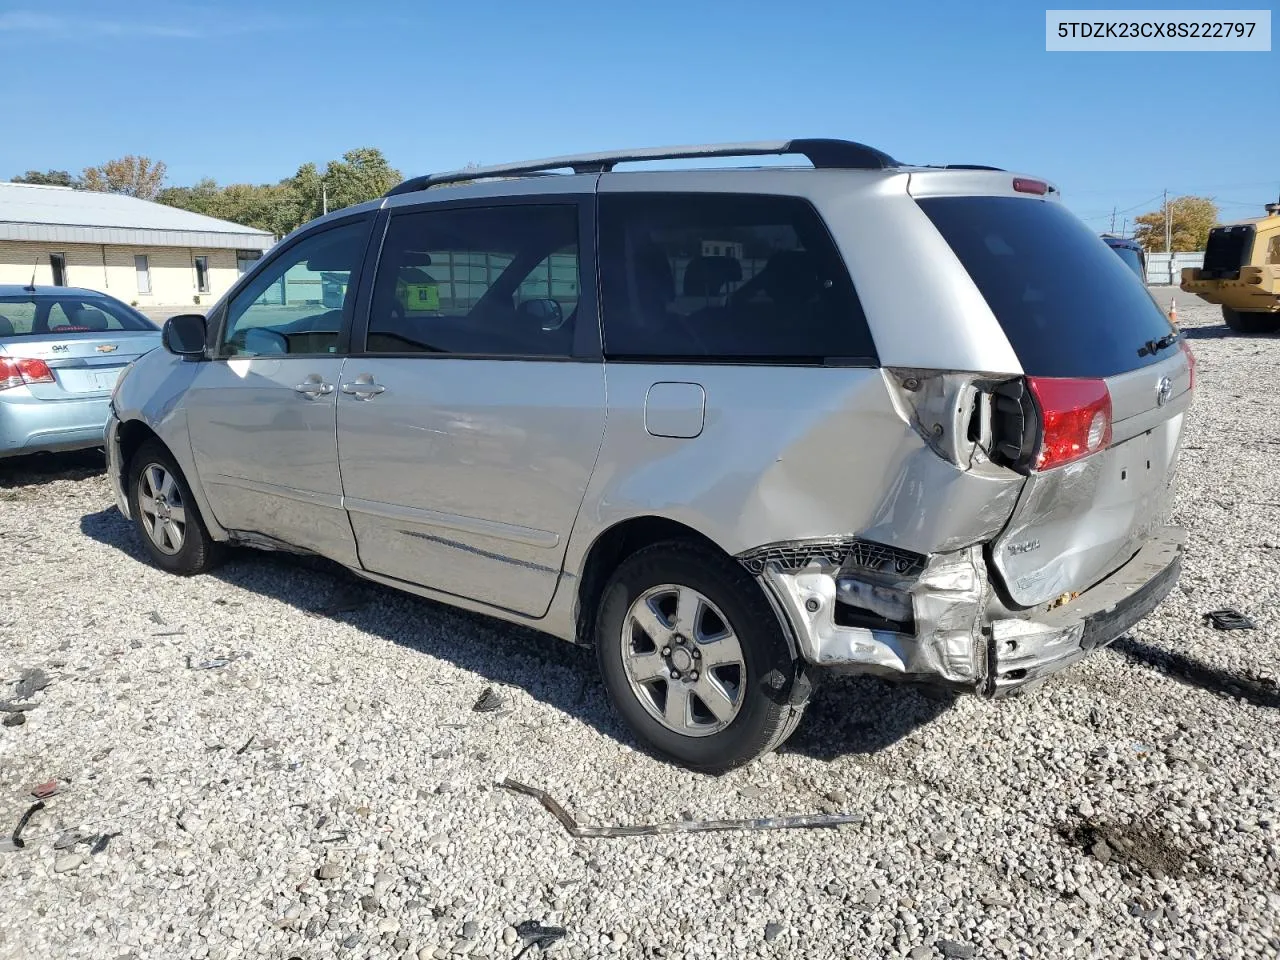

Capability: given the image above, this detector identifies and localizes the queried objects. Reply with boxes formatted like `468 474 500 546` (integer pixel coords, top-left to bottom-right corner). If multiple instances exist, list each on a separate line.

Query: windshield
0 294 156 339
917 197 1176 378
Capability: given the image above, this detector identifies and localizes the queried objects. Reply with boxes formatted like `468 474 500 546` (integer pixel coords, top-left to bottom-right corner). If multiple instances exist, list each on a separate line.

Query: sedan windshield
0 295 157 338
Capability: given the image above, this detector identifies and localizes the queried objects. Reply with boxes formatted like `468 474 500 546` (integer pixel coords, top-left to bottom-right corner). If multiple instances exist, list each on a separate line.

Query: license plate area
55 366 123 394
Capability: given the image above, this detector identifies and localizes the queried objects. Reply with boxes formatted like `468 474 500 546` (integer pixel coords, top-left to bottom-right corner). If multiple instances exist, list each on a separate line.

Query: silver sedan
0 284 160 459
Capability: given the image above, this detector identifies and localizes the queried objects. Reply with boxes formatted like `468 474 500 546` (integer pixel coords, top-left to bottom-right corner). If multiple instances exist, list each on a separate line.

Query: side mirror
518 298 565 331
162 314 207 358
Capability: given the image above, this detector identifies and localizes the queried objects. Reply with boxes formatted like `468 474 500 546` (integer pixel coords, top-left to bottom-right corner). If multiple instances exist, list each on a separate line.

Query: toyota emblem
1155 375 1173 407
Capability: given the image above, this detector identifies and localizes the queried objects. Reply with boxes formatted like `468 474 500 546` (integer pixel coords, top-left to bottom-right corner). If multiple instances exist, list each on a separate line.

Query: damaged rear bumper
986 528 1185 693
742 527 1185 694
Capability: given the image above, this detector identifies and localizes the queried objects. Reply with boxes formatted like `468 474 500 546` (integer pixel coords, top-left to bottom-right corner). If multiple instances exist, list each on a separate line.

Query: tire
1223 306 1280 334
127 439 224 576
595 540 809 772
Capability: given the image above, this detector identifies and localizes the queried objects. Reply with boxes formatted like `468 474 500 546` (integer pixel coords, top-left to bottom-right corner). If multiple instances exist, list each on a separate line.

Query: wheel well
117 420 162 473
574 516 723 646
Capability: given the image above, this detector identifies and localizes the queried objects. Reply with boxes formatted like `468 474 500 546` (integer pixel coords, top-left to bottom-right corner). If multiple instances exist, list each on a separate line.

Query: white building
0 182 273 307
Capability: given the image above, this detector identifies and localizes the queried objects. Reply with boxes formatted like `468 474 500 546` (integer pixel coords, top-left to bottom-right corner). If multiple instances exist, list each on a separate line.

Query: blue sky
0 0 1275 229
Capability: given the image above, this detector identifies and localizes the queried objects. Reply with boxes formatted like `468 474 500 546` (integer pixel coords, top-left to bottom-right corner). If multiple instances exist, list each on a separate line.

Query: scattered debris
14 668 51 699
513 921 567 959
0 701 36 713
53 831 92 851
30 780 60 800
148 611 165 624
235 735 256 756
500 778 864 838
189 656 232 670
1204 608 1256 631
8 800 45 850
151 628 187 638
3 713 25 728
472 686 507 713
319 832 349 844
317 862 342 880
89 833 118 855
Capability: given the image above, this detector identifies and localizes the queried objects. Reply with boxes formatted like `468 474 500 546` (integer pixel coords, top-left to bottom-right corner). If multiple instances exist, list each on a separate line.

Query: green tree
288 148 403 223
81 155 167 199
1134 196 1218 253
11 169 78 187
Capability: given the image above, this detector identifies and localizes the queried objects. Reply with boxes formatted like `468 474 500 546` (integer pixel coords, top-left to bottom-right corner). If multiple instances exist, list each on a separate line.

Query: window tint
0 297 153 337
366 204 580 357
599 193 875 363
919 197 1176 378
221 221 368 357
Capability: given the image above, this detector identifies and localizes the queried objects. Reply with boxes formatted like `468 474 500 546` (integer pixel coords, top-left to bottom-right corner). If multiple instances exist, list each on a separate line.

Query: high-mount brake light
1012 178 1048 196
1027 377 1113 471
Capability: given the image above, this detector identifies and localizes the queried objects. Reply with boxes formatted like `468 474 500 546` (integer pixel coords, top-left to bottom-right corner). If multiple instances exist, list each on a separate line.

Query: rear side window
599 193 876 364
917 197 1176 378
366 204 580 357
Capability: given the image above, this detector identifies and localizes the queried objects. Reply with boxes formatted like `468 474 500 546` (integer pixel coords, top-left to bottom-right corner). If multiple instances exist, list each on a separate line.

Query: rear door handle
293 376 334 399
341 376 385 400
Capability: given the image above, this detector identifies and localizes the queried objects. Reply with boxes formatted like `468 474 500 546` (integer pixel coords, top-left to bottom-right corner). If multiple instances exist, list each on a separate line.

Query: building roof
0 182 274 250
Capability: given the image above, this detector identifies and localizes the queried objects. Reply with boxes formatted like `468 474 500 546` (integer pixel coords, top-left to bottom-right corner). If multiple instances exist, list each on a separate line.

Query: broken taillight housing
1026 376 1113 471
0 357 55 391
1180 340 1196 390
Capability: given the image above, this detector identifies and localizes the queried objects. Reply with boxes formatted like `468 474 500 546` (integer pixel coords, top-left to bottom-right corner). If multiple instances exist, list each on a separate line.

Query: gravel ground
1 289 1278 960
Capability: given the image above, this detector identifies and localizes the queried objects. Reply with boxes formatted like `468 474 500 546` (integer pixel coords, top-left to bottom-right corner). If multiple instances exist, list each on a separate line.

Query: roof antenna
24 257 38 292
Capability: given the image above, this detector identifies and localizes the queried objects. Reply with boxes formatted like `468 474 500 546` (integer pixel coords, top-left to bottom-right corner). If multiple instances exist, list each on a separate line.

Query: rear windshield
917 197 1176 378
0 295 156 338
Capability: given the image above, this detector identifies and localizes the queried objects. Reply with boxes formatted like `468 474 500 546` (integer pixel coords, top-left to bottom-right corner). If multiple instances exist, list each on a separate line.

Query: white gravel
1 289 1278 960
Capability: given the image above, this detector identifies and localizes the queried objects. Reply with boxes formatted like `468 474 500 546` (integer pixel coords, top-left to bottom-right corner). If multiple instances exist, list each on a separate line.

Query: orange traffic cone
1168 298 1178 326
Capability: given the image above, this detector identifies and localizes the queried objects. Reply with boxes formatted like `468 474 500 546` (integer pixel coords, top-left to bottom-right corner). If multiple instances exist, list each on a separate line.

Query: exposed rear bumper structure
744 528 1185 694
986 529 1184 693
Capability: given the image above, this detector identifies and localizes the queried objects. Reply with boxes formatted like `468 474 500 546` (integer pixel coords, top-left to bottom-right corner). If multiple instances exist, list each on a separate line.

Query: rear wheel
127 440 223 575
595 541 809 772
1223 306 1280 334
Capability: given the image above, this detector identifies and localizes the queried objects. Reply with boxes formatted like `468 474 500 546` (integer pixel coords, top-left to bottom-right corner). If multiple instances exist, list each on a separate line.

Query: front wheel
595 541 809 772
127 439 223 575
1223 306 1280 334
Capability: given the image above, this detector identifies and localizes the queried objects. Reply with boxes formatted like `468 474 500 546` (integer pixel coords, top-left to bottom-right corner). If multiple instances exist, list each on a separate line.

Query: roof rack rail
384 138 900 197
941 164 1007 171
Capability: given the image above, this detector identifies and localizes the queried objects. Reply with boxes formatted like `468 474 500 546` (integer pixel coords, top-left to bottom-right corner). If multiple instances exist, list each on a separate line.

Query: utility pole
1163 189 1171 254
1110 206 1117 233
1121 216 1127 237
322 182 328 217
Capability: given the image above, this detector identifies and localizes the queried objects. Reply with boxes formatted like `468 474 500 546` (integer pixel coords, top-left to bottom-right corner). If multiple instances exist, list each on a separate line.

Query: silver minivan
106 140 1195 770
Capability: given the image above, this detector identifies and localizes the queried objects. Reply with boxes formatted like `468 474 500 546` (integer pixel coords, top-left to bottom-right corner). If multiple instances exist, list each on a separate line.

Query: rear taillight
1027 377 1112 471
1180 340 1196 390
0 357 55 391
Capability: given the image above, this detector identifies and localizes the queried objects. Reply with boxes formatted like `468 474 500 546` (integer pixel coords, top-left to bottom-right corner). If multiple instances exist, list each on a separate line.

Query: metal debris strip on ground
500 778 865 838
